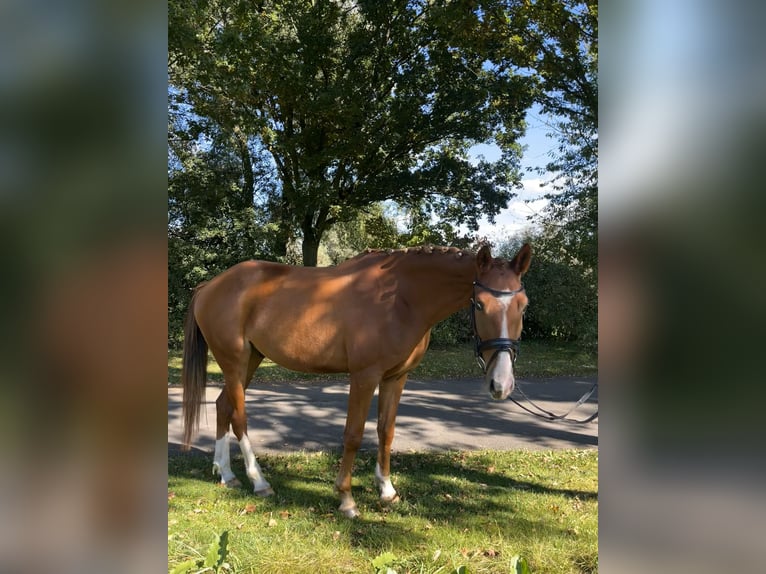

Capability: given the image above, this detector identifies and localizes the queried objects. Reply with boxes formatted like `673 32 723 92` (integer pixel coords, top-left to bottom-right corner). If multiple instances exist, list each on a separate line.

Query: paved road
168 376 597 455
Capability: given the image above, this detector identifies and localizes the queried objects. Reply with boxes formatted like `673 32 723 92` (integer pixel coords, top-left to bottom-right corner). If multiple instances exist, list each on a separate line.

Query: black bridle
470 280 525 374
470 280 598 423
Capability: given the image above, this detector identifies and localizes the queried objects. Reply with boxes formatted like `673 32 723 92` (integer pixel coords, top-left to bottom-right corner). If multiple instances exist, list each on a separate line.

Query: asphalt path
168 376 597 455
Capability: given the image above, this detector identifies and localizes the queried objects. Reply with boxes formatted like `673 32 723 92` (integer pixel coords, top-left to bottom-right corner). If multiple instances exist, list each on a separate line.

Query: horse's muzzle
489 378 514 401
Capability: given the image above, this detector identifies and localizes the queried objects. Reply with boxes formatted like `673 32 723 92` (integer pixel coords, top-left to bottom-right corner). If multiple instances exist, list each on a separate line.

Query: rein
470 280 524 373
509 381 599 424
470 280 598 424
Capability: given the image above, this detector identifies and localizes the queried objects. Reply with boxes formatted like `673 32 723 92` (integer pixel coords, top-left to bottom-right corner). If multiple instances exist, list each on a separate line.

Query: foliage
318 203 401 265
531 0 598 281
169 0 534 266
495 228 596 351
168 104 283 346
168 449 598 574
511 554 532 574
167 339 596 385
501 0 597 304
371 551 399 574
170 530 232 574
166 1 598 351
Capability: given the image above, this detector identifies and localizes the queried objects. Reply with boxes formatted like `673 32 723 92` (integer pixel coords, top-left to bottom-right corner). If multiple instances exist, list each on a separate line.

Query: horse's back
192 259 358 371
191 255 428 375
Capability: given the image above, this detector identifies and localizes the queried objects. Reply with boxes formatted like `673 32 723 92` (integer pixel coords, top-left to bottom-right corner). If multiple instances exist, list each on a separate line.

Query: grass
167 340 596 385
168 449 598 574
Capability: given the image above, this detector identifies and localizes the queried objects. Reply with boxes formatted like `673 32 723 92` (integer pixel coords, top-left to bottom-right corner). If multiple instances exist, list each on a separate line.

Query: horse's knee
343 430 363 452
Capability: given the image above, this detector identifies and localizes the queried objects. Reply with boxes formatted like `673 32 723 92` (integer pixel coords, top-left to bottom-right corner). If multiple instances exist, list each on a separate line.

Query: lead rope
509 381 598 424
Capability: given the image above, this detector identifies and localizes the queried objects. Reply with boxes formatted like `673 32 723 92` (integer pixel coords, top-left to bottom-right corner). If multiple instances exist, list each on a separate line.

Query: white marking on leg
213 434 237 484
375 462 397 501
238 435 273 494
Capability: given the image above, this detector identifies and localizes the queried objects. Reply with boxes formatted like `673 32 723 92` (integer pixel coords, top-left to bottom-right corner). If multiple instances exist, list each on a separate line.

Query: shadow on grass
169 444 596 553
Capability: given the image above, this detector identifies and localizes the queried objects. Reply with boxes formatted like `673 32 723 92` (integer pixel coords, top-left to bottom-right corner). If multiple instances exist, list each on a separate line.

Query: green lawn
167 340 596 385
168 449 598 574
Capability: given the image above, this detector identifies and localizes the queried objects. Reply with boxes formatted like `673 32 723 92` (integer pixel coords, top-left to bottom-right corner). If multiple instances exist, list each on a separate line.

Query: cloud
475 178 554 240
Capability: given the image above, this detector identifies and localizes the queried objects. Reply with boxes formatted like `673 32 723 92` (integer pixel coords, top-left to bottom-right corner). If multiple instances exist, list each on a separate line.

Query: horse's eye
473 300 484 312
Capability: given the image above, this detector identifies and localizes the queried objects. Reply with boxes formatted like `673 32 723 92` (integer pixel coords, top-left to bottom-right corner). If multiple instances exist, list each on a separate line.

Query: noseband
470 281 524 374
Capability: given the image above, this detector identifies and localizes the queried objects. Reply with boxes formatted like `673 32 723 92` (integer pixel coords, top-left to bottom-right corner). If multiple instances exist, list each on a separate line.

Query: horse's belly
248 325 349 375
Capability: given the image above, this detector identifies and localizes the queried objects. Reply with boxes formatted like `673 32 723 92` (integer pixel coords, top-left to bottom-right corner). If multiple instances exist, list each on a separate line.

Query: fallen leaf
168 491 176 500
432 549 441 561
279 510 290 519
332 531 341 541
487 465 496 473
267 518 278 527
483 548 499 557
240 503 257 515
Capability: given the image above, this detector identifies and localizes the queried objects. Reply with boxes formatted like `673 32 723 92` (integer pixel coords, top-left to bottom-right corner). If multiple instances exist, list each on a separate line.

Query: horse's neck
397 251 476 327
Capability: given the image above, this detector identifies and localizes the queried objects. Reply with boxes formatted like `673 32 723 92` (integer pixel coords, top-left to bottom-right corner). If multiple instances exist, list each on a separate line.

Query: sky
471 103 559 241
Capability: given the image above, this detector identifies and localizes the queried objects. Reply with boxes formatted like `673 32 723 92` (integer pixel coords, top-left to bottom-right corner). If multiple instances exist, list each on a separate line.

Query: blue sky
471 103 559 240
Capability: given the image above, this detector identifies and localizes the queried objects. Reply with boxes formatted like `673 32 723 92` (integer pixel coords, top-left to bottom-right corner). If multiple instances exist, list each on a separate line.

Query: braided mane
349 245 471 261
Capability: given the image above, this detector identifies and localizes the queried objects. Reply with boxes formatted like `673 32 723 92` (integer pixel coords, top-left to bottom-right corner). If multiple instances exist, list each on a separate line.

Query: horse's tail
181 284 208 450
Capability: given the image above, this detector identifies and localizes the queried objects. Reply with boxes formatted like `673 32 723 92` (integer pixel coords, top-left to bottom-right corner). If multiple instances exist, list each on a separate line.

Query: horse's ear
476 244 492 273
510 243 532 277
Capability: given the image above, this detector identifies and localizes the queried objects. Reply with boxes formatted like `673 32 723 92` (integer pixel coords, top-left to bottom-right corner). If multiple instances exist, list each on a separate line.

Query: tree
500 0 597 270
496 228 596 347
168 98 280 344
169 0 534 265
489 0 597 348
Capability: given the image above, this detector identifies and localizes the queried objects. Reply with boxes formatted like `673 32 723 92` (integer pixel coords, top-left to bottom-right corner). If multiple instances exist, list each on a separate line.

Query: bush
495 234 597 351
430 308 474 347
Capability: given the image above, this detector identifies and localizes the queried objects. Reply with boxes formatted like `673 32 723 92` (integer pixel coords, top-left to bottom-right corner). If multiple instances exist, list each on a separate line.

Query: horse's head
472 244 531 400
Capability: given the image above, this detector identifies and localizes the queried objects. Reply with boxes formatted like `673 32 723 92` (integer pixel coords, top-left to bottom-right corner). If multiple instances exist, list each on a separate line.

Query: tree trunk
300 206 330 267
301 231 320 267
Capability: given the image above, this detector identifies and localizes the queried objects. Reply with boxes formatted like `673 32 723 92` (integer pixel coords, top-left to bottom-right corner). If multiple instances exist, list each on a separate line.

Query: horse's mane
348 245 471 261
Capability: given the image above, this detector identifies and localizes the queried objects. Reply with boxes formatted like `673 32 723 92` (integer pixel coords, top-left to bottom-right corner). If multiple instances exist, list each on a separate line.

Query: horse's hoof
254 486 274 497
380 492 401 505
220 478 243 488
339 505 360 519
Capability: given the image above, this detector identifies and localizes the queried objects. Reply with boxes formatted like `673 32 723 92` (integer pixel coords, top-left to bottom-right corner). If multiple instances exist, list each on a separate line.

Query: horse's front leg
335 374 378 518
375 374 407 504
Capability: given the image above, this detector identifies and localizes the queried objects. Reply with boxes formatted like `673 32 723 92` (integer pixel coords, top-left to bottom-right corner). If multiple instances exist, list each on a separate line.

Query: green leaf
452 566 469 574
510 554 531 574
169 558 200 574
371 551 397 570
203 530 229 569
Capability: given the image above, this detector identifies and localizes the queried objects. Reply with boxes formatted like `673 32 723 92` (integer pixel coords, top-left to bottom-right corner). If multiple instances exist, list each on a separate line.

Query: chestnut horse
182 243 531 517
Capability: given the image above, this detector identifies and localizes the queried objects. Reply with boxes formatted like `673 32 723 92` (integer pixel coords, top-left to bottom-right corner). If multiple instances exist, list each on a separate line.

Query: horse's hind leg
212 352 263 488
212 391 240 487
217 350 273 496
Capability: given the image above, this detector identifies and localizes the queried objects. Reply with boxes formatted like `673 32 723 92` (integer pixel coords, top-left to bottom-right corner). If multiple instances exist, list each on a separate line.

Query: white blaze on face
486 295 515 399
